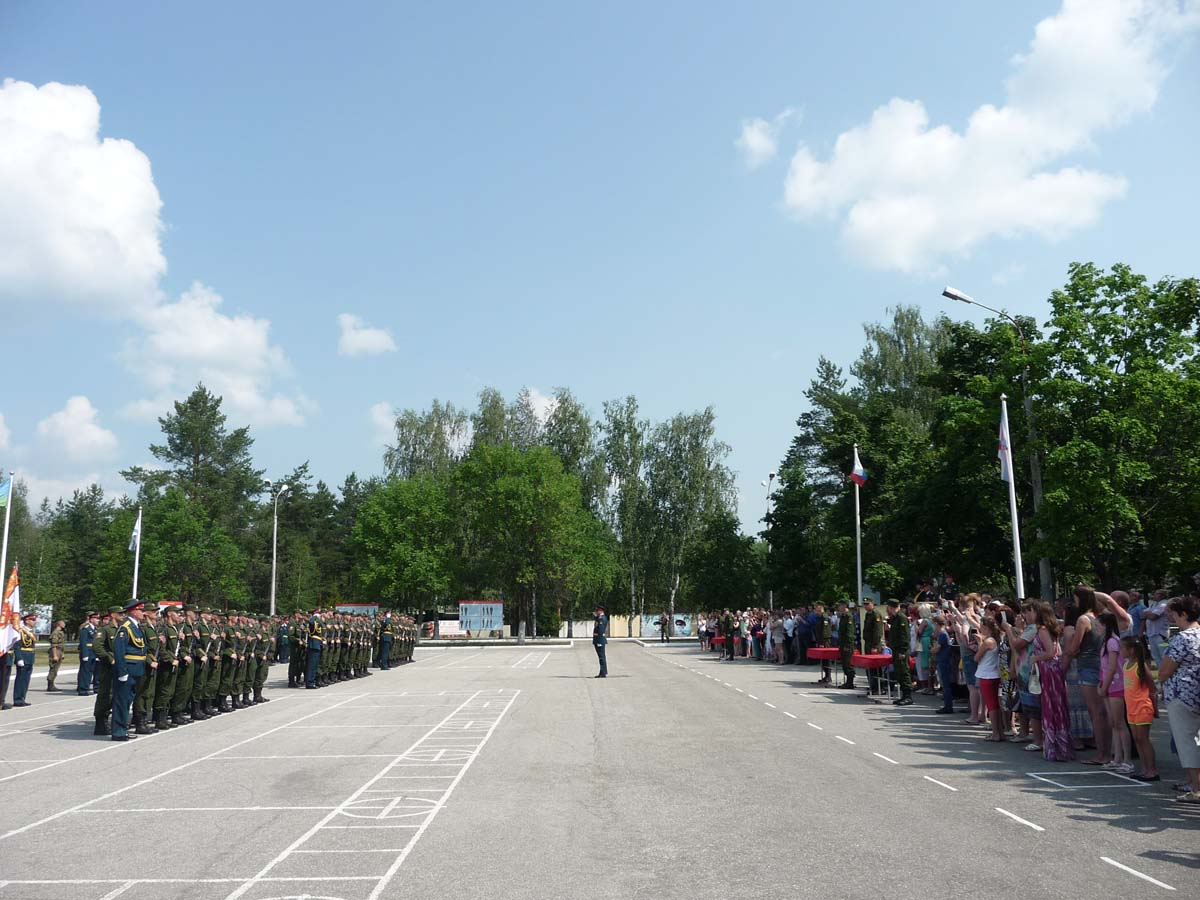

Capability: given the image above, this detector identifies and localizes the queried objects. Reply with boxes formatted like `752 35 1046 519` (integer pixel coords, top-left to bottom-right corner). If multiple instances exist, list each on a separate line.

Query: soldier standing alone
47 619 66 692
593 605 608 678
836 601 857 690
886 599 914 706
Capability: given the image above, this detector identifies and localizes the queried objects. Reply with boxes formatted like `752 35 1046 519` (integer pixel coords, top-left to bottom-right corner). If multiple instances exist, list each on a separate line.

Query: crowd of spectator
696 581 1200 803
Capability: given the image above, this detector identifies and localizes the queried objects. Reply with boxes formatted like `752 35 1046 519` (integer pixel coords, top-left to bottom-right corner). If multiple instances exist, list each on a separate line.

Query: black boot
155 710 176 730
191 700 208 720
254 687 268 704
207 700 222 715
93 717 107 736
242 691 251 707
134 713 153 735
228 695 240 710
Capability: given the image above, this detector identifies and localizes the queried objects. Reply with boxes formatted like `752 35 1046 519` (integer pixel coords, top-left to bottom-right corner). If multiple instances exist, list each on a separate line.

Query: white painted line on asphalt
783 712 797 719
995 808 1044 832
923 776 958 792
735 688 744 693
722 682 732 687
98 881 135 900
872 752 898 765
807 722 823 730
764 702 776 709
0 693 368 841
77 806 336 813
215 754 396 760
293 848 409 853
748 694 759 700
835 736 855 745
1101 857 1175 891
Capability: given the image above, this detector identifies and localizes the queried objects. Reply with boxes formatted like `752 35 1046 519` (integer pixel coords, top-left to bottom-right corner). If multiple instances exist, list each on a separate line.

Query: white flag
998 404 1013 483
129 508 142 553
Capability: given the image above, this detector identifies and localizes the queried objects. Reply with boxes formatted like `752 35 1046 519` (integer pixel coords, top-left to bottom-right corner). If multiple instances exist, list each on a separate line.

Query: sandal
1134 773 1160 782
1023 743 1043 752
1081 758 1107 766
1175 791 1200 804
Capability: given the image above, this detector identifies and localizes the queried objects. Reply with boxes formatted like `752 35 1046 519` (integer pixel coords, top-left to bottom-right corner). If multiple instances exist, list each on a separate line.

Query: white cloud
735 108 797 169
122 281 310 426
15 469 104 508
781 0 1200 272
369 401 394 445
0 80 308 428
338 313 397 357
35 395 119 463
0 412 9 451
526 387 556 425
0 79 165 314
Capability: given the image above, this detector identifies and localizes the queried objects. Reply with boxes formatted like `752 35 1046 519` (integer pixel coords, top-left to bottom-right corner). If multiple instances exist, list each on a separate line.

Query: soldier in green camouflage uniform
886 598 914 706
92 608 121 735
133 606 161 734
218 611 240 710
172 604 202 722
252 614 271 703
836 600 858 690
288 610 307 688
204 609 224 715
239 612 256 707
153 605 184 729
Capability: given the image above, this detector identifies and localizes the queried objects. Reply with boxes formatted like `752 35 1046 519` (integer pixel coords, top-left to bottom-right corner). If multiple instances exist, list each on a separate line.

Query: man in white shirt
783 613 796 664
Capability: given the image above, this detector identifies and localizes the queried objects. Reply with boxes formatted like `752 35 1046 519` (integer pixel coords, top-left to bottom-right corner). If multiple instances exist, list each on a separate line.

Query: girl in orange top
1120 636 1158 781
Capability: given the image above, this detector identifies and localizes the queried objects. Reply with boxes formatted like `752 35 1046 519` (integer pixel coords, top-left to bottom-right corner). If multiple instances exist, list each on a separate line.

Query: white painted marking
807 722 823 731
1100 857 1175 891
764 702 776 709
872 752 899 765
76 806 336 813
722 682 732 687
835 735 855 745
735 688 744 693
214 754 396 760
994 808 1044 832
0 694 367 841
1027 770 1150 790
293 848 410 853
748 694 759 700
366 694 518 900
99 881 135 900
923 776 958 792
783 711 797 719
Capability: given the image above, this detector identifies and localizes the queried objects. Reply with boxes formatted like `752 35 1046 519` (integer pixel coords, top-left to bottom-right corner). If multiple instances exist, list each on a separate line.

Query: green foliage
683 511 758 611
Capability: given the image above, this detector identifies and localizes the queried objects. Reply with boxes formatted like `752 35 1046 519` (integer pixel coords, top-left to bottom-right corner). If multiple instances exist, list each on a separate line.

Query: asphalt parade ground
1 642 1198 899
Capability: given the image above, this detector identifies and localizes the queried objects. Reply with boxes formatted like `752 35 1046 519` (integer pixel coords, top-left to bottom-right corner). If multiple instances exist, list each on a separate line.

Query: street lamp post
267 481 290 616
942 287 1052 600
760 471 776 610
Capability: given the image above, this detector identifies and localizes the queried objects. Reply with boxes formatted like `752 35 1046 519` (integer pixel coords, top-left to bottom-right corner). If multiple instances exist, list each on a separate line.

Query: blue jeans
937 659 954 710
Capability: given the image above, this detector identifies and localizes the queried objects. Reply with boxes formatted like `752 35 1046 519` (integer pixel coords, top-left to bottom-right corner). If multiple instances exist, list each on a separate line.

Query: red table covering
850 653 916 668
806 647 840 660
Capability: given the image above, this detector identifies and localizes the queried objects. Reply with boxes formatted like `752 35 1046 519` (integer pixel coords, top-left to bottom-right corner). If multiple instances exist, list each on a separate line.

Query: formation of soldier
289 607 416 689
62 603 416 739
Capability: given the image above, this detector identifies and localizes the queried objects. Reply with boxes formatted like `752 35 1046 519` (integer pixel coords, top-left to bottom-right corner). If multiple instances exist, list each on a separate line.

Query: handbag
1028 658 1042 695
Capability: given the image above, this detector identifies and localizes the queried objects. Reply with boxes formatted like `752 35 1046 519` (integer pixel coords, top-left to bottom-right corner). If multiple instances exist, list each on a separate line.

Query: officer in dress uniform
886 598 914 706
10 612 38 706
111 600 148 742
592 604 608 678
93 608 120 735
47 619 66 692
379 613 395 670
276 617 290 663
306 608 324 689
77 612 98 695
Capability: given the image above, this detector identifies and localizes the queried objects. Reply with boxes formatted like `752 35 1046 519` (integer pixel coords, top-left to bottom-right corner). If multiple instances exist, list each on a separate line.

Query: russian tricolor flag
850 448 868 487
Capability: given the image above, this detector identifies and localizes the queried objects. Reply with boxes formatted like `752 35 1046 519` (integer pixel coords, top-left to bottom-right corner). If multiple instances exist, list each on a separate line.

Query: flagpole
854 445 864 653
131 506 143 600
0 472 13 592
1000 396 1026 599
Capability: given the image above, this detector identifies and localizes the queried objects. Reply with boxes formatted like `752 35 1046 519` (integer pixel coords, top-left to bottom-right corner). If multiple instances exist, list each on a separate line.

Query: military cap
22 611 37 621
125 600 144 612
885 598 901 608
108 604 125 614
86 610 98 618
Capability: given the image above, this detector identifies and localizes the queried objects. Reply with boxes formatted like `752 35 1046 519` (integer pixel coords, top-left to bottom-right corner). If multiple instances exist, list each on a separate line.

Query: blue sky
1 1 1197 530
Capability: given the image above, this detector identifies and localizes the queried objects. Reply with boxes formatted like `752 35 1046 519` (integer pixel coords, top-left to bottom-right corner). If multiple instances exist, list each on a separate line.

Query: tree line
0 385 739 636
765 262 1200 605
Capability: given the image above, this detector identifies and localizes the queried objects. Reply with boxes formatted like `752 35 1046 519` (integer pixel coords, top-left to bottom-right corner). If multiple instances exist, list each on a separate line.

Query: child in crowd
1120 635 1159 781
1100 612 1132 774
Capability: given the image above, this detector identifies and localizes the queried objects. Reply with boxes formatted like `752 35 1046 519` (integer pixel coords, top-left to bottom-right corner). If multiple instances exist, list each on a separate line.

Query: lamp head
942 286 973 304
